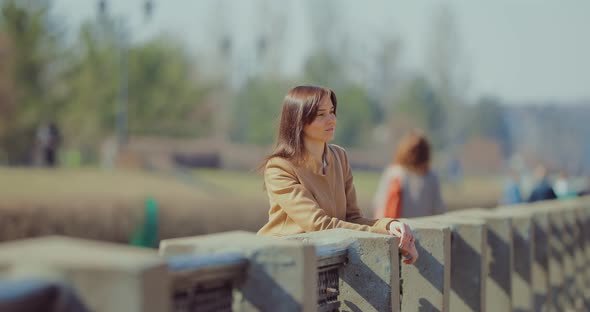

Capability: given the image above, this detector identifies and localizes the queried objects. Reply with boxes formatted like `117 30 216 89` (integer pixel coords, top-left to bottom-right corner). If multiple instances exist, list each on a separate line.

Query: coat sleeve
265 158 391 234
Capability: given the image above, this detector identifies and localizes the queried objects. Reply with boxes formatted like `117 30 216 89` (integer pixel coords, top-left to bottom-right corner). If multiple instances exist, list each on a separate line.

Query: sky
52 0 590 104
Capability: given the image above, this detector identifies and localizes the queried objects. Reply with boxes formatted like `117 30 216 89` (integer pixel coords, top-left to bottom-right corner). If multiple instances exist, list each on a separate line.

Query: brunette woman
257 85 417 264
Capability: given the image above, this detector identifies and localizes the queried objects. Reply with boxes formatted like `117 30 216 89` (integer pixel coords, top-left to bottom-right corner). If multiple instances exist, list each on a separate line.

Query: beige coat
257 144 394 237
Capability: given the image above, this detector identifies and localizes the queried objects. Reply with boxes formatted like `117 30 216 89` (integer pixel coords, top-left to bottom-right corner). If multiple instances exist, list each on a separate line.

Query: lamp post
97 0 154 149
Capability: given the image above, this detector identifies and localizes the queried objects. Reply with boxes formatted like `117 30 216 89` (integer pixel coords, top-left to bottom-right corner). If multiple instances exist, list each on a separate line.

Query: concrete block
401 220 451 312
415 215 487 312
562 203 586 310
511 206 551 312
159 231 316 312
546 208 575 311
0 236 169 312
522 200 584 311
573 202 590 309
286 228 400 312
447 209 513 312
493 207 534 312
532 198 590 311
514 199 582 311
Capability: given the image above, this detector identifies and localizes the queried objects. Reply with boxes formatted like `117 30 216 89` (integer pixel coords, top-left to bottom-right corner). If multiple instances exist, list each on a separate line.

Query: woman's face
303 95 336 144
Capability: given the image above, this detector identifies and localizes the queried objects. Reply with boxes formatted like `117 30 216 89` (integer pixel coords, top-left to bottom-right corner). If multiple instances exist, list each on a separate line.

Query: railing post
447 209 513 312
562 200 587 310
497 203 552 311
159 231 316 312
573 199 590 308
286 228 400 312
492 207 534 311
547 207 573 310
414 215 487 312
400 220 451 312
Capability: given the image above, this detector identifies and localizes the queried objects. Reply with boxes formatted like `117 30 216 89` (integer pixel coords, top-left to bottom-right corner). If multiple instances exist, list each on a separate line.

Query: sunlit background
1 0 589 244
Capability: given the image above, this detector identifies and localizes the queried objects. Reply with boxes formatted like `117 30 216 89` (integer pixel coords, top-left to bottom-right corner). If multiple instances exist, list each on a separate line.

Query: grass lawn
0 167 208 201
0 167 502 209
0 167 502 240
191 168 502 210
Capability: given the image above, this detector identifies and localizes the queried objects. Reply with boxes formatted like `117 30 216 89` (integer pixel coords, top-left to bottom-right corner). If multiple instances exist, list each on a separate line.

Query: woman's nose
328 114 336 124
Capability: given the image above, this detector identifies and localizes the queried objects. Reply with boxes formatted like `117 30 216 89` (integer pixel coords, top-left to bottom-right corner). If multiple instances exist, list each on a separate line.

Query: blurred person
553 170 573 198
501 169 523 205
373 130 446 219
257 85 417 264
36 122 61 167
527 165 557 203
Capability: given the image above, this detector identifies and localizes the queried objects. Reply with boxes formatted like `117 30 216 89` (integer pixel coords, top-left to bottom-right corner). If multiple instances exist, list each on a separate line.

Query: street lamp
96 0 154 149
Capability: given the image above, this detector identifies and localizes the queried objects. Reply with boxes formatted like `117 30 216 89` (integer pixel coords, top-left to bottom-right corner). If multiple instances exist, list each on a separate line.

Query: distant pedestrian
554 170 574 199
528 165 557 203
373 130 446 219
36 122 61 167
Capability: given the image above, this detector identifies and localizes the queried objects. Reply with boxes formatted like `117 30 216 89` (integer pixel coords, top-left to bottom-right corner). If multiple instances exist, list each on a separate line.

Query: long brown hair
260 85 337 170
393 130 431 175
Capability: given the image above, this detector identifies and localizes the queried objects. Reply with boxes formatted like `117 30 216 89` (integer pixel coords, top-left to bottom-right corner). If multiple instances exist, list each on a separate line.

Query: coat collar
304 143 332 176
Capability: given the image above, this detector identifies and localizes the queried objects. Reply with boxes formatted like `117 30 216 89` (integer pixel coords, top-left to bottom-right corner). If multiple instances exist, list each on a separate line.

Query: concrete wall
0 197 589 311
0 236 170 312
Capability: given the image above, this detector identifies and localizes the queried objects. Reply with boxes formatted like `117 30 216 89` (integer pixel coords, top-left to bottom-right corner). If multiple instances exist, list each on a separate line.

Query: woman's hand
388 221 418 264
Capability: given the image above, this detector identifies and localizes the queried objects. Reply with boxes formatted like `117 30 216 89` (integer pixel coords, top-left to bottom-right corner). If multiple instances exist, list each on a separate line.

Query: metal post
97 0 154 150
116 18 128 147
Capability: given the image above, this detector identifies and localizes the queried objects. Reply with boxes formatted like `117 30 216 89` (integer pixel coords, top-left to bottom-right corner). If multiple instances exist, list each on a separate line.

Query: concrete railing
167 253 248 311
315 245 348 311
0 196 589 311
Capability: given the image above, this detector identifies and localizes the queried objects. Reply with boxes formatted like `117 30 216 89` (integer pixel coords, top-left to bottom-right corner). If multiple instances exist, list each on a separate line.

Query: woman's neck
305 140 325 165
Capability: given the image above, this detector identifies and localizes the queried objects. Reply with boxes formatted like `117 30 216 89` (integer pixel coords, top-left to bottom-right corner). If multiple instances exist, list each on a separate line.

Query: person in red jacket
373 130 446 219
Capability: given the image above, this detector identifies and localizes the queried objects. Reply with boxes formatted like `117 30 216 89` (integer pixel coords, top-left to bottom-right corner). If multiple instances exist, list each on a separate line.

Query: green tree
332 84 373 147
303 50 376 147
230 78 289 145
62 21 213 158
127 38 212 137
391 77 444 147
468 96 511 156
59 22 119 150
427 4 470 148
303 50 342 88
0 0 65 163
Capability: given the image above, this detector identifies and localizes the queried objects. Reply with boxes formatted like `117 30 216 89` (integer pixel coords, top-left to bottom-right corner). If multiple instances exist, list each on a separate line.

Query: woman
257 85 417 264
373 131 446 219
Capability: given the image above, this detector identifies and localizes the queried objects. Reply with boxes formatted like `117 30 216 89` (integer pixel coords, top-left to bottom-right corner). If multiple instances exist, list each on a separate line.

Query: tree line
0 0 510 165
